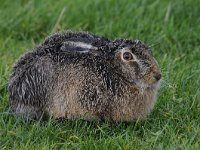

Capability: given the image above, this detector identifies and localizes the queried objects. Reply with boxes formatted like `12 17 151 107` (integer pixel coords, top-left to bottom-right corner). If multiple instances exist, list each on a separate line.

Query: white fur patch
63 41 98 53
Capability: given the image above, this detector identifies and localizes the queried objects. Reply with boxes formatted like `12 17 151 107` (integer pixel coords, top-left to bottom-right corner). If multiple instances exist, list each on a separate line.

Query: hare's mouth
130 78 160 90
117 73 160 90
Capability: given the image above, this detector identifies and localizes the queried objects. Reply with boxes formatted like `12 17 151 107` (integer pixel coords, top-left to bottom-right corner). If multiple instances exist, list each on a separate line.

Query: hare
8 31 161 122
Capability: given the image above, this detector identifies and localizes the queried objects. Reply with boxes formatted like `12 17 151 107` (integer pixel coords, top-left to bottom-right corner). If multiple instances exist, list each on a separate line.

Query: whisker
149 42 161 48
148 34 166 48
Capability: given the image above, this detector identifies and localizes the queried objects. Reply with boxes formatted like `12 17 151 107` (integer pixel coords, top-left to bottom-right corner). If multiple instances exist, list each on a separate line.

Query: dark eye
123 52 133 60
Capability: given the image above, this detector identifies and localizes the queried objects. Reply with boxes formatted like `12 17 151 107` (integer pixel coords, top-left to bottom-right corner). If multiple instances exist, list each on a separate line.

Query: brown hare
8 31 161 122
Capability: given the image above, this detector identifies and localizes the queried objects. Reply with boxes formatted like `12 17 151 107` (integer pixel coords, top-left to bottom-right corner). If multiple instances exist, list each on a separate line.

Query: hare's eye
123 52 133 60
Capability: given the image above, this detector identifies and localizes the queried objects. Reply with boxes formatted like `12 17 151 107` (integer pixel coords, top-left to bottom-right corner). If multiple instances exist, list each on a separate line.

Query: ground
0 0 199 149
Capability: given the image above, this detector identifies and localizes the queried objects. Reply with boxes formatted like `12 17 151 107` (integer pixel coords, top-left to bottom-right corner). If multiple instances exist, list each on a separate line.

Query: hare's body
8 32 161 121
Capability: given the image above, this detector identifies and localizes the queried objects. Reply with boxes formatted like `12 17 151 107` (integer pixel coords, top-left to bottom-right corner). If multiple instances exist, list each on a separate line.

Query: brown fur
8 31 161 122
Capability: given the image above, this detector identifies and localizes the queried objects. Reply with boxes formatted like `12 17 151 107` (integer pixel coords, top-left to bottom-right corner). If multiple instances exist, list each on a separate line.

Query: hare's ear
60 41 98 53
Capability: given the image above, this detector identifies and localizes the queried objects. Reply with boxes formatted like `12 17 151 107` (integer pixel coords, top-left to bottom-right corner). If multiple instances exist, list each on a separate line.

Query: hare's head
110 39 161 90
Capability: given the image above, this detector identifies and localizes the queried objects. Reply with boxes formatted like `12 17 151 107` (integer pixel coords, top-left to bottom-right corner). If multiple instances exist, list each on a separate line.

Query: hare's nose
154 73 162 81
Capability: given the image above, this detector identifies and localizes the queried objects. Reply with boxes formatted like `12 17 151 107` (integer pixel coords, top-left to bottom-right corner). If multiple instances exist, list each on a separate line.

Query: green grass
0 0 199 149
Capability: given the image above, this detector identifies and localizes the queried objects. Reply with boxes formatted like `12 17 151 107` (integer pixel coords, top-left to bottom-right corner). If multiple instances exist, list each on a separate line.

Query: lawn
0 0 199 149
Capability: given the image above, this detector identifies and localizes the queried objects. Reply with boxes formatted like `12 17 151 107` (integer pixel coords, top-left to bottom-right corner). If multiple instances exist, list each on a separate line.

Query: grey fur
8 31 161 121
